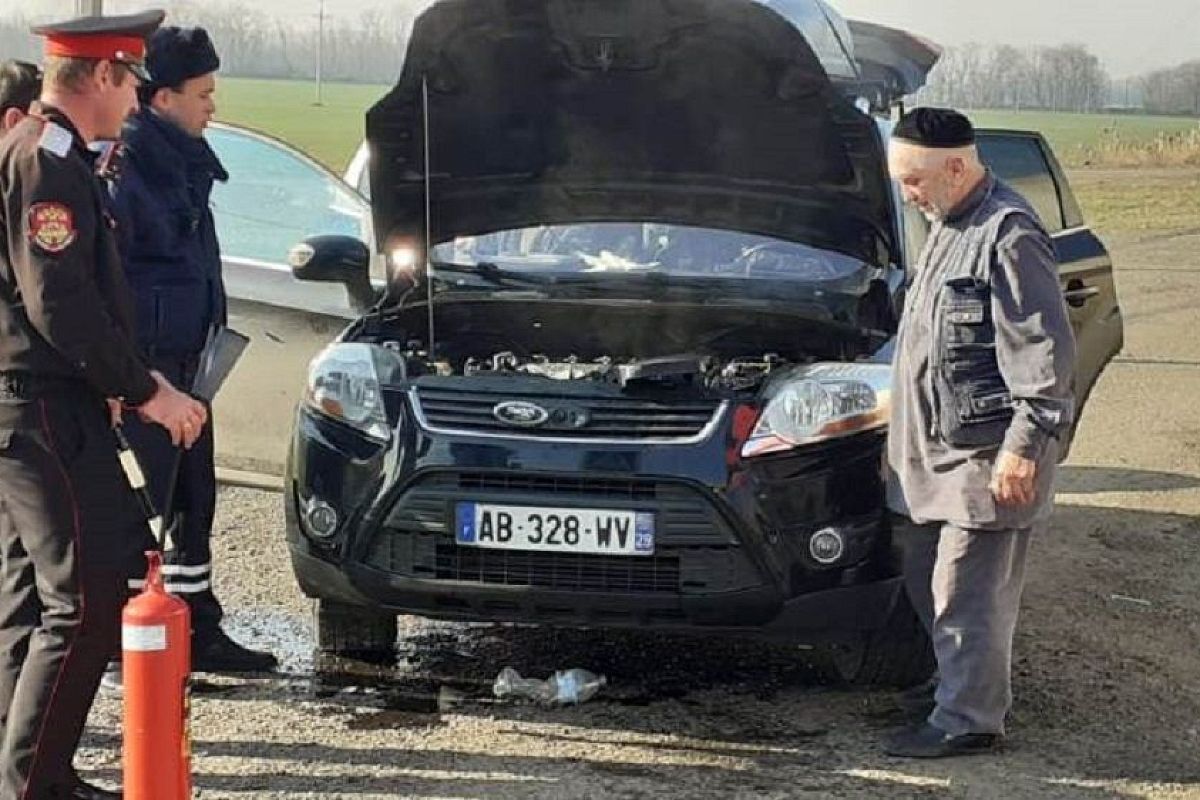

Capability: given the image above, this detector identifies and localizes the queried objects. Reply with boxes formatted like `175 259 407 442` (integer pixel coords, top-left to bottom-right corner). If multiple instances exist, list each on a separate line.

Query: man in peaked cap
883 107 1076 758
110 25 278 675
0 10 209 799
0 61 42 133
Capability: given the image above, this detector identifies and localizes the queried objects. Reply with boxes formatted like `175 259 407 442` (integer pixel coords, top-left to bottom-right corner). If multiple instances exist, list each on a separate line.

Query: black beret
893 107 976 148
145 25 220 90
0 61 41 113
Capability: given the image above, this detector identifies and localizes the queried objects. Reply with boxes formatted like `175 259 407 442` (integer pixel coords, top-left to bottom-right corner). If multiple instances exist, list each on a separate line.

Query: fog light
303 497 339 538
809 528 845 565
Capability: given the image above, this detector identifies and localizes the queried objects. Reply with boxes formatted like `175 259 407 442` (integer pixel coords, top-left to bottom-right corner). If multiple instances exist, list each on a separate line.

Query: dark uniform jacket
111 107 227 360
0 108 156 404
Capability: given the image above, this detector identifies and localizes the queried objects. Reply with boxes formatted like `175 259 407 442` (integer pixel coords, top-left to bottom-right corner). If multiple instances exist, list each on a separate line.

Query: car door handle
1063 284 1100 306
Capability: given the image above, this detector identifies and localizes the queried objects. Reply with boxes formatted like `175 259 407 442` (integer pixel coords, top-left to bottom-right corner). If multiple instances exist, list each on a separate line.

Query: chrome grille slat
412 387 724 442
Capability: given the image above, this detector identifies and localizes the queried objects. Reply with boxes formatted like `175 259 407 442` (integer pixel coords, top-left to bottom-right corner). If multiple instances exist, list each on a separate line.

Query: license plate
455 503 655 556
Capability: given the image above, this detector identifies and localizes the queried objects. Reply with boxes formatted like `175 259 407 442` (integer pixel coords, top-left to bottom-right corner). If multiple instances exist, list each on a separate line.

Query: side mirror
288 235 378 314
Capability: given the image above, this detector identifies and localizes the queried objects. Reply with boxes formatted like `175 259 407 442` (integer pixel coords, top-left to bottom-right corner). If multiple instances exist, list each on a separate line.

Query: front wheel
818 595 934 688
314 599 397 667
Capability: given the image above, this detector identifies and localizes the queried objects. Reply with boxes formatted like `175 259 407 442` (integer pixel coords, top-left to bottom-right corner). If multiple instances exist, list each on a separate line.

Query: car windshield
429 223 866 283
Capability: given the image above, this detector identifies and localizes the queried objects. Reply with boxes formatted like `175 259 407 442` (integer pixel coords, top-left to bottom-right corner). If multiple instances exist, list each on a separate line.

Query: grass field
214 78 1200 235
216 77 389 171
217 78 1199 172
967 109 1199 164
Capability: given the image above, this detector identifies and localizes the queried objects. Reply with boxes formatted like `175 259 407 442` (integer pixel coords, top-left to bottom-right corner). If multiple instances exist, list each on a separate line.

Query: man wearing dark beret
884 107 1076 757
0 60 42 132
109 25 277 675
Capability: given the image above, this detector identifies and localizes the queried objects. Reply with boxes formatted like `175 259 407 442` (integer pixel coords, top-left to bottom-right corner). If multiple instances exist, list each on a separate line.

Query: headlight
304 343 404 441
741 363 891 457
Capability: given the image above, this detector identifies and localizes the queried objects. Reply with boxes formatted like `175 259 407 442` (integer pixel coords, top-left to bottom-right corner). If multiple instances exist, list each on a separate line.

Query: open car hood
366 0 900 268
847 19 942 105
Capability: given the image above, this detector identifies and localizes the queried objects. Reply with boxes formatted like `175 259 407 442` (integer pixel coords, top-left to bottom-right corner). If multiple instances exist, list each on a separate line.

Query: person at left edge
0 11 209 800
0 61 42 133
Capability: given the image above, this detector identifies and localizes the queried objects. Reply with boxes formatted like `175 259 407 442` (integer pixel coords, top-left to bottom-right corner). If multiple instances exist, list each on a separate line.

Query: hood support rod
422 74 436 359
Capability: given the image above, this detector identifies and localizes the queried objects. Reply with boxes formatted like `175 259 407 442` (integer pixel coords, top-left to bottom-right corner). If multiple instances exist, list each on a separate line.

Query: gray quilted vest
929 180 1047 448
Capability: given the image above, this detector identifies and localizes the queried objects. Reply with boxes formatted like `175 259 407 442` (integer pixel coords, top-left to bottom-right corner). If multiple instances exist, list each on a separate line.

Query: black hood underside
367 0 900 268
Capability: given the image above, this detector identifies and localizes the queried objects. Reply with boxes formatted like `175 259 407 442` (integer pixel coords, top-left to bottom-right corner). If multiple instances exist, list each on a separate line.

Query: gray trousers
896 518 1032 736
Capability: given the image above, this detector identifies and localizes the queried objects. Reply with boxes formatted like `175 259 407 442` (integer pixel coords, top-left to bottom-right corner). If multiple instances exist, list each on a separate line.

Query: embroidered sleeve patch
28 202 77 254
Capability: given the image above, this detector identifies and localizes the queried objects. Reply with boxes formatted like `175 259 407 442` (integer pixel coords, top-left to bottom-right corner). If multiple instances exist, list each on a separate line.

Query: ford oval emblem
493 401 550 427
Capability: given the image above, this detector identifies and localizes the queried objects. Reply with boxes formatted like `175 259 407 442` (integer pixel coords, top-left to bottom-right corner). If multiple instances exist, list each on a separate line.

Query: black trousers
120 355 222 642
0 391 152 799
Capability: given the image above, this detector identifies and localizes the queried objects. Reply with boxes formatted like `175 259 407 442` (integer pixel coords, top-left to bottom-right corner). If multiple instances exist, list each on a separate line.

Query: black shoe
192 629 278 674
896 677 937 719
47 777 121 799
884 722 1001 758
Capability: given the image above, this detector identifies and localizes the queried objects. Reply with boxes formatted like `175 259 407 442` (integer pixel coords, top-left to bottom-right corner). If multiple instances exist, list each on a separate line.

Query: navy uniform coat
110 106 228 360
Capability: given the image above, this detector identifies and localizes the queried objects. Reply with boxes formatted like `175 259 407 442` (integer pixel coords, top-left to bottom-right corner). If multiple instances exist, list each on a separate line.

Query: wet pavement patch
218 608 841 729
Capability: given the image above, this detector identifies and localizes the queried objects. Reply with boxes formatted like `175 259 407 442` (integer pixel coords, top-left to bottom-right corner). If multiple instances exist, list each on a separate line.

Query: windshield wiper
429 260 553 287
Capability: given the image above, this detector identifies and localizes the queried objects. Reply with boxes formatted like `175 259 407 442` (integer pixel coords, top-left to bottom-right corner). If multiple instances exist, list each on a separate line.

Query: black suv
284 0 1122 685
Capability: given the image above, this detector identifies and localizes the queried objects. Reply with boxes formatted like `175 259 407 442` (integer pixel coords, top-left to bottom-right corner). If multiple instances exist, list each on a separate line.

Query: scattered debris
1108 593 1153 609
493 667 607 705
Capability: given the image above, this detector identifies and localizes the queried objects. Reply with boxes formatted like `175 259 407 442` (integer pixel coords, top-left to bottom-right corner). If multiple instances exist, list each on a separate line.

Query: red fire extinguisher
122 549 192 800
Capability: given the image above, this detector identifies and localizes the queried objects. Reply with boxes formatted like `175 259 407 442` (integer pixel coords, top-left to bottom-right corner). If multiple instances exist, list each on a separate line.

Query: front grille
413 386 722 441
363 472 763 596
434 545 679 593
382 473 733 546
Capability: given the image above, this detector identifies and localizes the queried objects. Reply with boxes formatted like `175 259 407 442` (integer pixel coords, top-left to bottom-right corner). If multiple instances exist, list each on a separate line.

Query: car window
342 141 372 201
355 167 371 200
976 134 1065 233
207 125 369 265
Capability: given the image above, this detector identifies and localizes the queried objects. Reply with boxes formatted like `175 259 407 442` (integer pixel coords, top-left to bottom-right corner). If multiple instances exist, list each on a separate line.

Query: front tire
819 595 934 688
314 599 398 665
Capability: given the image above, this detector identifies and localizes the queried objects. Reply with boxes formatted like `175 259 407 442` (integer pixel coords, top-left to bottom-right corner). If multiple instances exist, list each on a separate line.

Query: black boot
884 721 1001 758
192 628 278 674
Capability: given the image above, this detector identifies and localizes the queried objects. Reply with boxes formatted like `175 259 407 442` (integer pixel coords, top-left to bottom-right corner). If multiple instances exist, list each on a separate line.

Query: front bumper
288 529 906 638
286 400 903 638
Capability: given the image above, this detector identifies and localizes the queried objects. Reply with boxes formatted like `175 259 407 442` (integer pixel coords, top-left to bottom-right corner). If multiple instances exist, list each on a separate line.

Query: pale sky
832 0 1199 78
4 0 1198 78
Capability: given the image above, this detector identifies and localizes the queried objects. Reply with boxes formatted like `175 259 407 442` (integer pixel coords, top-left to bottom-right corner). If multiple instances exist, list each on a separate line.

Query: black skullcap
0 61 41 113
145 25 220 90
893 107 975 148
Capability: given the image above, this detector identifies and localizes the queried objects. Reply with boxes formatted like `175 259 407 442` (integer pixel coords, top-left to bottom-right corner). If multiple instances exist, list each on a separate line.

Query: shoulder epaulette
37 122 73 159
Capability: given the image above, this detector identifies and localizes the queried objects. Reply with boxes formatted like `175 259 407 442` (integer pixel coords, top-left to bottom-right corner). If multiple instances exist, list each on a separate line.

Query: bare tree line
0 1 427 84
1140 62 1200 116
915 43 1109 113
0 3 1196 118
